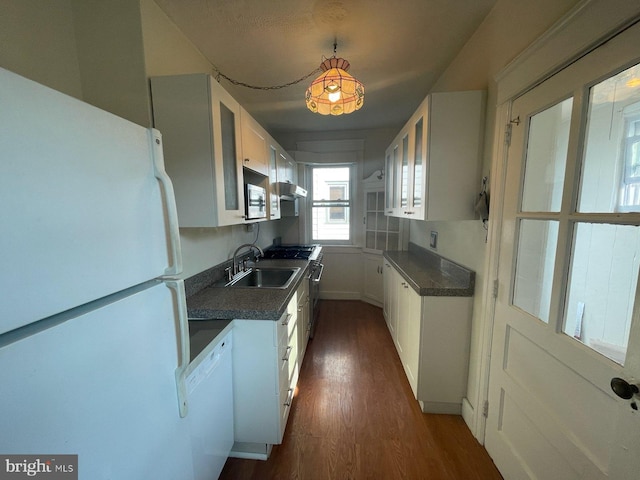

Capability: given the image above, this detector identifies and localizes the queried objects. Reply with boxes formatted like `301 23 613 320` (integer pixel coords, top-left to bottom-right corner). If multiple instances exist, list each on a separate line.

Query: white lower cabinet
297 277 310 363
383 262 472 414
396 279 421 397
230 280 308 459
363 253 384 307
383 259 399 343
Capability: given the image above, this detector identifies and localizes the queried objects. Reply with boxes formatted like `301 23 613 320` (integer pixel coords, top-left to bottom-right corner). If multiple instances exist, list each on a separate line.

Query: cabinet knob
244 158 250 163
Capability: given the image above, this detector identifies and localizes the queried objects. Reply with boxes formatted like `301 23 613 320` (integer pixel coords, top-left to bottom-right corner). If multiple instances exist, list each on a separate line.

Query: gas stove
262 244 319 260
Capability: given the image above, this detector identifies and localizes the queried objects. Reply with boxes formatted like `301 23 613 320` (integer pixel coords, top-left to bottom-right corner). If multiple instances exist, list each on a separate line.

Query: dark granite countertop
383 243 475 297
185 259 310 320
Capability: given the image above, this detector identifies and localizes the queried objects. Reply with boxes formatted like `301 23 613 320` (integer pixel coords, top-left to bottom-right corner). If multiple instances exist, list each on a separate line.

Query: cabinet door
385 139 402 216
399 131 411 214
410 105 427 219
268 143 281 220
383 260 393 329
240 108 269 175
210 78 245 226
277 151 297 185
423 91 483 220
385 263 400 344
363 253 383 306
399 282 421 397
150 74 245 227
297 280 309 362
232 319 280 445
384 147 396 215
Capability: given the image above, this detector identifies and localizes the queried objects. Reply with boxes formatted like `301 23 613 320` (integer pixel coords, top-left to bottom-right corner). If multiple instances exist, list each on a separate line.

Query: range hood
278 182 307 200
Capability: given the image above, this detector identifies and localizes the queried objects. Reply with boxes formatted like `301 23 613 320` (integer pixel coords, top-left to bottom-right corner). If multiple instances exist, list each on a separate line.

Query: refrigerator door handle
166 279 190 417
150 129 183 277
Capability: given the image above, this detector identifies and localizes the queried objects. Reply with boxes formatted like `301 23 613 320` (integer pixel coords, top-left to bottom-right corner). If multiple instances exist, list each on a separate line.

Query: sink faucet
232 243 264 276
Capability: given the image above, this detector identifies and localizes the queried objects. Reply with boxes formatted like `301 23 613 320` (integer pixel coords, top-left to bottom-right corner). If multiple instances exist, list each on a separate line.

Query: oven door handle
312 263 324 283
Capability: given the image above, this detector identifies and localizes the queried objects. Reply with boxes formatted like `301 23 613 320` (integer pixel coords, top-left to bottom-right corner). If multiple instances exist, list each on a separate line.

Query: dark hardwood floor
219 300 503 480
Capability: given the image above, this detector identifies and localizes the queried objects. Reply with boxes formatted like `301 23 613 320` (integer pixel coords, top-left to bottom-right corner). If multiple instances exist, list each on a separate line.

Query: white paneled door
486 22 640 479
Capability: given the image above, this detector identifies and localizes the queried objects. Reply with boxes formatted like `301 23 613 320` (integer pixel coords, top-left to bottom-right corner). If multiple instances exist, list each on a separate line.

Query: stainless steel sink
224 267 301 289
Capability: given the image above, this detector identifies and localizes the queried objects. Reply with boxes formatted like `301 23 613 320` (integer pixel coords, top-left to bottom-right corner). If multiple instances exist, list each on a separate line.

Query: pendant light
305 41 364 116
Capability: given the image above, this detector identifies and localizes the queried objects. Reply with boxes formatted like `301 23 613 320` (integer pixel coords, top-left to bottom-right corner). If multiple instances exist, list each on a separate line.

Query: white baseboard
319 291 361 300
421 401 462 415
461 397 475 434
229 442 272 460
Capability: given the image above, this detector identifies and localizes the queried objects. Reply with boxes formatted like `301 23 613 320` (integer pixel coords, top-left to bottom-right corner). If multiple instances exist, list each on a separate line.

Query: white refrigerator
0 67 195 479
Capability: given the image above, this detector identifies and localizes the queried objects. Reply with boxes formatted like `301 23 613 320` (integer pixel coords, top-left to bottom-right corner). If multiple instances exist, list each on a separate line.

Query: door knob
610 377 639 399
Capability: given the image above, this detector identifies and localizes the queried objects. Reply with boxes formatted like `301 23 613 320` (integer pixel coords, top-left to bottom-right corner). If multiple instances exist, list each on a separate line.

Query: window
310 166 352 242
619 109 640 211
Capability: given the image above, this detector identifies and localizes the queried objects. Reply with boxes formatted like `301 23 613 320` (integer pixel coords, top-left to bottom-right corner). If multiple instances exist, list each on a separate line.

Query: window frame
307 163 355 245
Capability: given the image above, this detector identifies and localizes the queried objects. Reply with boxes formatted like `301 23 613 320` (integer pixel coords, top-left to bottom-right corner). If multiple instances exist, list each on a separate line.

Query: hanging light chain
213 66 321 91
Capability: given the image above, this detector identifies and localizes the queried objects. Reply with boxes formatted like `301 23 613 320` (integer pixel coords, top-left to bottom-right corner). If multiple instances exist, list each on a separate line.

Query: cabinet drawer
279 325 298 393
279 386 294 441
277 310 296 344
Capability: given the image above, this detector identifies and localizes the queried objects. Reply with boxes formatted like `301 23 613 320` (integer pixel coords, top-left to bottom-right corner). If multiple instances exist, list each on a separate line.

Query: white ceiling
154 0 497 133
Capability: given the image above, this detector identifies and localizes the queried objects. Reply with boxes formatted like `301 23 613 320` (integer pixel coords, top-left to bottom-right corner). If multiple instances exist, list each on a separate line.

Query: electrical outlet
430 231 438 249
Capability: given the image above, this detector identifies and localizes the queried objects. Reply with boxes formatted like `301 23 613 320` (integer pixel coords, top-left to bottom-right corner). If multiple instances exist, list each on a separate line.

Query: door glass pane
578 63 640 213
366 231 375 250
269 146 279 212
562 223 640 364
385 152 393 210
367 192 377 210
513 219 559 323
413 117 423 208
366 212 377 228
400 134 409 207
220 102 238 211
521 98 572 212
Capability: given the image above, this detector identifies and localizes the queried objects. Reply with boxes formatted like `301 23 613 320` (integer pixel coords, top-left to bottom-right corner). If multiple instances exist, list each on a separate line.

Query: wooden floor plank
219 300 503 480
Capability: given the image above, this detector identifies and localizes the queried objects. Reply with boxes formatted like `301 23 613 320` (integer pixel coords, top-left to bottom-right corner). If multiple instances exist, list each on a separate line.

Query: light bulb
328 90 342 103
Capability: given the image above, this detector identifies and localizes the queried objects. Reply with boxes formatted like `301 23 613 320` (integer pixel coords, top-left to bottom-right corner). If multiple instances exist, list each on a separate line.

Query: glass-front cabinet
364 188 404 253
385 91 485 221
363 171 407 307
267 142 281 220
384 142 399 215
150 74 246 227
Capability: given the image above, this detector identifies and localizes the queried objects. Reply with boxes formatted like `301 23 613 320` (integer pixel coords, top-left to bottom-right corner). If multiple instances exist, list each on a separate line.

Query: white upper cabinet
150 74 245 227
277 150 297 185
240 108 269 175
267 140 281 220
386 90 485 221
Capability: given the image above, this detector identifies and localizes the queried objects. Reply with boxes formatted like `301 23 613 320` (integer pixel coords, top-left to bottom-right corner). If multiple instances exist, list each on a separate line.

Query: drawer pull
281 313 292 326
284 388 294 406
282 346 293 362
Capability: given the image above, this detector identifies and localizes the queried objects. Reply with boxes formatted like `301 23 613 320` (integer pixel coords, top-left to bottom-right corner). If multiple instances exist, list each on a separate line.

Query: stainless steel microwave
245 183 267 220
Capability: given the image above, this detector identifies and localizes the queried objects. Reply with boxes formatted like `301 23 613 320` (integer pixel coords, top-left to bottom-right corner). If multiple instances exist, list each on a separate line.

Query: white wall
421 0 584 435
0 0 288 281
0 0 82 98
139 0 284 278
71 0 151 127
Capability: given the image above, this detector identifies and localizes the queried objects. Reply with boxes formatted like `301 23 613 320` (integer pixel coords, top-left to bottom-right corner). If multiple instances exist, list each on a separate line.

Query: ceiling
154 0 497 134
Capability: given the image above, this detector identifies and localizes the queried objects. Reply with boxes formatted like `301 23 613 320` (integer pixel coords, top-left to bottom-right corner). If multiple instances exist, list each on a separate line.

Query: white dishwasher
186 330 234 480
